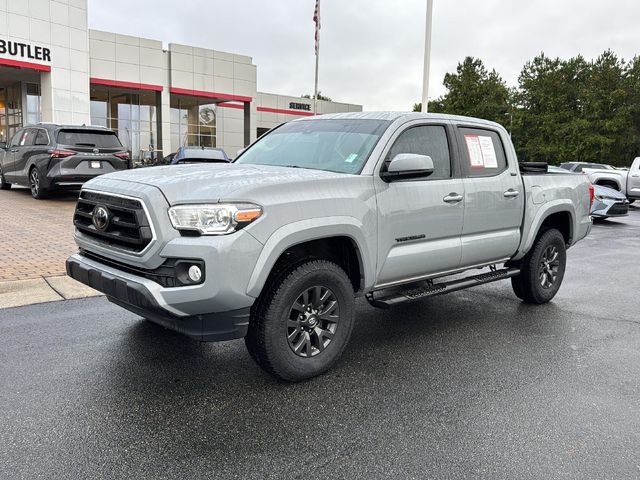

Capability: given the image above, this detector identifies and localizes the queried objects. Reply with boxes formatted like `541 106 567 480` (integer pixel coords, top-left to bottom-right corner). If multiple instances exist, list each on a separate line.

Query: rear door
457 125 524 267
374 121 465 287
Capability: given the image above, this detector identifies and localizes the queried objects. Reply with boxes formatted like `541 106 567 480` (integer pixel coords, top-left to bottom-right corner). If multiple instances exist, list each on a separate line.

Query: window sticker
344 153 358 163
478 136 498 168
464 134 484 168
464 134 498 168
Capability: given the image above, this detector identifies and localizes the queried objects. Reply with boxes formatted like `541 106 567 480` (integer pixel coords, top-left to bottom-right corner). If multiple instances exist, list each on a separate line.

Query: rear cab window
458 127 508 178
57 129 123 149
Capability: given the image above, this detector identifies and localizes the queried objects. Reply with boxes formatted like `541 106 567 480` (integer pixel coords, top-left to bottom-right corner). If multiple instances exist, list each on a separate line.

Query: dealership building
0 0 362 163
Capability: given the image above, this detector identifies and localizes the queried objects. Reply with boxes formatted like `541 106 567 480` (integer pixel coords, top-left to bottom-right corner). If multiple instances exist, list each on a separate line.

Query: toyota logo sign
92 205 110 231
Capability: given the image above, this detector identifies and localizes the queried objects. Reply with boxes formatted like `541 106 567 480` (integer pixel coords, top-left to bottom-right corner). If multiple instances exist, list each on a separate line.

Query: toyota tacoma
66 112 592 381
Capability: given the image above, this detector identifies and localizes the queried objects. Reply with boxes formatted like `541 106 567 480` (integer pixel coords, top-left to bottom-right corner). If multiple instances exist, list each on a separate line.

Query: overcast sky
87 0 640 111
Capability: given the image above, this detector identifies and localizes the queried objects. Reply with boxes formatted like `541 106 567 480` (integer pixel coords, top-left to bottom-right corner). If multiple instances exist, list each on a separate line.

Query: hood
593 184 627 200
93 163 348 204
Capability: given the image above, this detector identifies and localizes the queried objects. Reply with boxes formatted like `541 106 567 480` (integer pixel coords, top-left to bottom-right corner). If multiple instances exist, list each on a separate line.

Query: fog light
188 265 202 283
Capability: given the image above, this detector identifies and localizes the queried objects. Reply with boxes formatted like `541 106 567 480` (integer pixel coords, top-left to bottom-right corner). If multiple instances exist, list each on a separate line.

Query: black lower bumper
66 255 250 342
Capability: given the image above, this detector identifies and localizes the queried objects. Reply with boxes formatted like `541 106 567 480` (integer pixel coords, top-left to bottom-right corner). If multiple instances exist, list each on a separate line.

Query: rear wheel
29 167 47 199
245 259 355 382
511 228 566 304
0 165 11 190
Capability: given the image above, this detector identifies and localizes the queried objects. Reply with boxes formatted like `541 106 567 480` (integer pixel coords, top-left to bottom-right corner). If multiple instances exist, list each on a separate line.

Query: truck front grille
74 190 154 253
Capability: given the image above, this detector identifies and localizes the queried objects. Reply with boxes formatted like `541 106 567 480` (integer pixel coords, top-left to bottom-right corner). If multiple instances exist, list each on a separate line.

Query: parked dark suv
0 124 130 199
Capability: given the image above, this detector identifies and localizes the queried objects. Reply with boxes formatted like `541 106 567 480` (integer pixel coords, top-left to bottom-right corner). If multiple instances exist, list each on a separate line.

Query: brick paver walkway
0 188 78 281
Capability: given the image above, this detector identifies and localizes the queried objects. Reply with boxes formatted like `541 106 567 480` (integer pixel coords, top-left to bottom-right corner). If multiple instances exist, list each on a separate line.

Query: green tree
425 57 511 126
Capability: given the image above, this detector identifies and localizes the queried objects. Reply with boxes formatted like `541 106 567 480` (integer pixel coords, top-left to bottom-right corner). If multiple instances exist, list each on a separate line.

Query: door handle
503 189 520 198
10 149 18 152
632 174 640 178
443 193 463 204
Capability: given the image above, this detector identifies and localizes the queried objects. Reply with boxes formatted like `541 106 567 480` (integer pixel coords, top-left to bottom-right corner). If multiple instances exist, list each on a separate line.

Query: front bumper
591 198 629 217
66 253 251 342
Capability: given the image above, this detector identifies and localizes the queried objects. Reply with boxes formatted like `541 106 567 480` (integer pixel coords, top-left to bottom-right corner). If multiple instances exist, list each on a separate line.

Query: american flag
313 0 320 55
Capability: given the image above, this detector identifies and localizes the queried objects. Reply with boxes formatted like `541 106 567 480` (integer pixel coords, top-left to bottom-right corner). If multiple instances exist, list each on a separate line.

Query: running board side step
366 268 521 309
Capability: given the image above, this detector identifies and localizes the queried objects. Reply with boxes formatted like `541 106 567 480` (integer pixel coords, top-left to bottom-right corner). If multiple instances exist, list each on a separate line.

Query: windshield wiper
75 143 96 147
283 165 314 170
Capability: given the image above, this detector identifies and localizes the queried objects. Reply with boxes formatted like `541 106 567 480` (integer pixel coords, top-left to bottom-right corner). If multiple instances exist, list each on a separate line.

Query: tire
511 228 566 304
29 167 47 199
0 165 11 190
245 259 355 382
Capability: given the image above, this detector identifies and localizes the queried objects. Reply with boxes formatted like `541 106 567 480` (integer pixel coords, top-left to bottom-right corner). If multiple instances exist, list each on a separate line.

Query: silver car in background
548 166 630 219
591 184 629 219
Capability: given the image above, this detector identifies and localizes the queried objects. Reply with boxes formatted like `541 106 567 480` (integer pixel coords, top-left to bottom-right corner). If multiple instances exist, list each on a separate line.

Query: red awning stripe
218 102 244 110
169 87 252 103
257 106 315 117
90 77 163 92
0 57 51 72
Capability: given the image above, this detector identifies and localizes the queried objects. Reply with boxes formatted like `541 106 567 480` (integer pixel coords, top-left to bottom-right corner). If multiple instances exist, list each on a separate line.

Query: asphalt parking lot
1 208 639 479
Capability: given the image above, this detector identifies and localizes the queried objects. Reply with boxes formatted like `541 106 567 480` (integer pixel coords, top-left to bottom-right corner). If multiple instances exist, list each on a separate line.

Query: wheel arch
513 201 575 261
246 217 374 298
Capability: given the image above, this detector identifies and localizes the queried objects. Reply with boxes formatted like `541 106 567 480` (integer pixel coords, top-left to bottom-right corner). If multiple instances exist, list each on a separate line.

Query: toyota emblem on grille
93 148 99 154
92 205 110 231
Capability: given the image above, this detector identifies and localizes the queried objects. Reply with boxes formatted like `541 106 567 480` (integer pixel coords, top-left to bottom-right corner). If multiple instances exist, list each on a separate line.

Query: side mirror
381 153 434 182
0 141 6 150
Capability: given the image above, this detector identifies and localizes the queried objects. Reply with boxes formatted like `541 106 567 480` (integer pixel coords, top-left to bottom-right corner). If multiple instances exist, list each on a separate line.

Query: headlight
168 203 262 235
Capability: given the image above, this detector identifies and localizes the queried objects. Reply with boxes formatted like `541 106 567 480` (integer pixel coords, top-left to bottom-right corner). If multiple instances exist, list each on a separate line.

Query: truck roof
296 111 504 129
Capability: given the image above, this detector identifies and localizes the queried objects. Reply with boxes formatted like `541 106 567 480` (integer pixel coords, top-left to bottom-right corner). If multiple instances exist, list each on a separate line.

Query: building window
90 86 158 166
170 95 217 149
25 83 41 125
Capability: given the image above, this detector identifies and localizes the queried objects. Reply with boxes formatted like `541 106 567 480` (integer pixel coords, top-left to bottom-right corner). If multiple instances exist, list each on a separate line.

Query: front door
13 128 38 182
456 126 524 267
3 129 25 182
374 122 464 287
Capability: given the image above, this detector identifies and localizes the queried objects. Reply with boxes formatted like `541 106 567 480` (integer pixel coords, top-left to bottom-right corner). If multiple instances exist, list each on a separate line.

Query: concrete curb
0 275 102 310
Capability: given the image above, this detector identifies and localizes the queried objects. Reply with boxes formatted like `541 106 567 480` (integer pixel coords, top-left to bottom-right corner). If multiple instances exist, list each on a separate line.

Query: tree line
413 52 640 167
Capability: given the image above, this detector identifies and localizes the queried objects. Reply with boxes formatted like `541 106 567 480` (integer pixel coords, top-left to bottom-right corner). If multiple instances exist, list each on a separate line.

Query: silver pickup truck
66 112 592 381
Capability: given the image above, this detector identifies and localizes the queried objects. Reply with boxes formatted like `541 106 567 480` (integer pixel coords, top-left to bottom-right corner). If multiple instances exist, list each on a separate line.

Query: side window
34 129 49 146
385 125 451 180
458 127 507 178
9 130 24 148
21 129 37 146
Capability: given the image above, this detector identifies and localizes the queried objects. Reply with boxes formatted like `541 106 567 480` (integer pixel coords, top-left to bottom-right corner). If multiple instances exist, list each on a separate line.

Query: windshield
234 119 390 174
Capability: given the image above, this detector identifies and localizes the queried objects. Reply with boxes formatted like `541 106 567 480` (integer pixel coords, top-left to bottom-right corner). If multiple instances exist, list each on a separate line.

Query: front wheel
511 228 566 304
245 259 355 382
29 167 47 199
0 165 11 190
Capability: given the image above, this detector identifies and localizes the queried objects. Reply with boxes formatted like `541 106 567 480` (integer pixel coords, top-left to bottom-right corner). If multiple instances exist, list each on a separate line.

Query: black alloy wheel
287 285 340 357
29 168 46 199
245 259 355 382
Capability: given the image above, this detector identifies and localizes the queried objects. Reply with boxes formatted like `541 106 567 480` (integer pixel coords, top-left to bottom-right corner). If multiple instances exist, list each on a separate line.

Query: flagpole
313 0 320 114
421 0 433 113
314 36 319 114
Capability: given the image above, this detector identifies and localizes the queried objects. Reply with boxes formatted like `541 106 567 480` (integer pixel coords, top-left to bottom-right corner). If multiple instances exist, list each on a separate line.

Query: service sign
0 40 51 62
289 102 311 111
